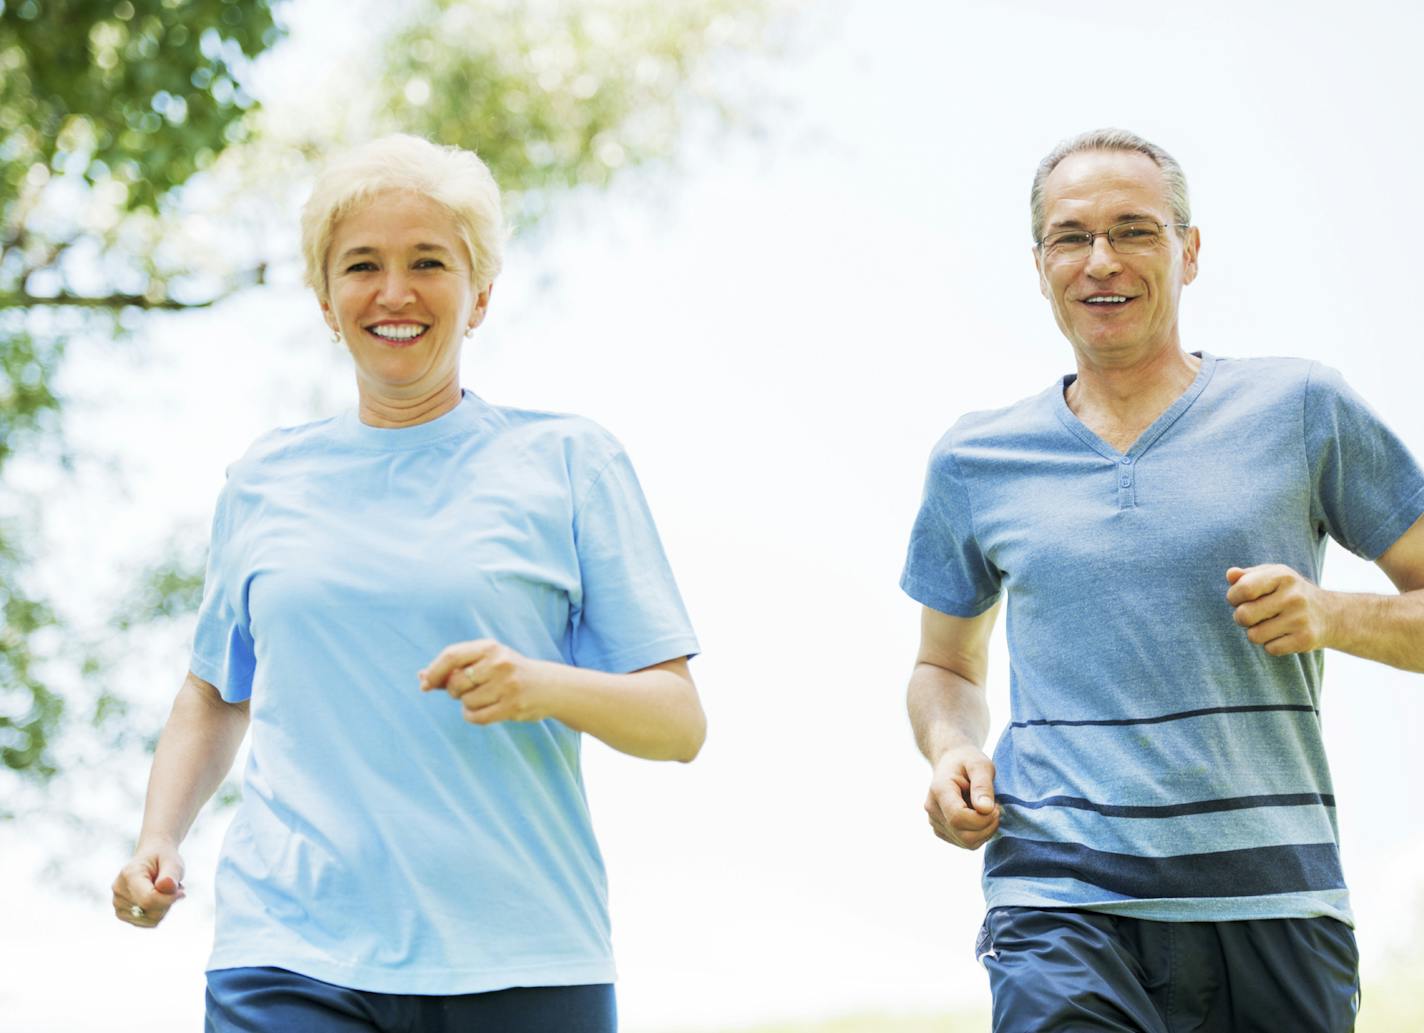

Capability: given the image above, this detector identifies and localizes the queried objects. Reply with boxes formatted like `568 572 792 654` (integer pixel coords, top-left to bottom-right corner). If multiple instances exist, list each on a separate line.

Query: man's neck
1065 345 1202 452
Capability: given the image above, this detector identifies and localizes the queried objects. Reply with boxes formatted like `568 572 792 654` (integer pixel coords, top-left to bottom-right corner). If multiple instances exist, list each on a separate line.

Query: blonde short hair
300 134 505 303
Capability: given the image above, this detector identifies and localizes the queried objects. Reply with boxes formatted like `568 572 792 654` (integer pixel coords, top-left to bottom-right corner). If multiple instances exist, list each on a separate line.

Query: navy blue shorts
205 967 616 1033
977 907 1359 1033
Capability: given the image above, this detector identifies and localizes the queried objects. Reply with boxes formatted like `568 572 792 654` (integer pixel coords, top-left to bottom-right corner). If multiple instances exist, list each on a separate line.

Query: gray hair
301 134 505 303
1030 128 1191 243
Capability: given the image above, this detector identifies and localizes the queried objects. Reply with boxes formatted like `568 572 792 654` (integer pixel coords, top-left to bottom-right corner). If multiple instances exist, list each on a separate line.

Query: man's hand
1226 564 1334 656
112 842 186 928
925 744 1000 850
420 639 556 725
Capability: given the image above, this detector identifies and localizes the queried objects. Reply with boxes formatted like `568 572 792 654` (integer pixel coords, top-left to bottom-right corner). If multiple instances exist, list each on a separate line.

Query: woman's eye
415 258 445 269
346 261 376 273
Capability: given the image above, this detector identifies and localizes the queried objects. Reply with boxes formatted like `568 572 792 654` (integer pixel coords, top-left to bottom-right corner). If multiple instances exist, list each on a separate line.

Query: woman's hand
112 672 247 930
420 643 704 761
419 639 556 725
111 841 187 928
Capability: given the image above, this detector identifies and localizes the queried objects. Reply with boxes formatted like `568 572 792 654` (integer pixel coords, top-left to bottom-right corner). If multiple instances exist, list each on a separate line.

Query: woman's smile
365 321 430 346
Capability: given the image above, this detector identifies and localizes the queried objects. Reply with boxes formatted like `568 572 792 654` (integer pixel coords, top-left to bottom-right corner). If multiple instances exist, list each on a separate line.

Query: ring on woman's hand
129 904 145 919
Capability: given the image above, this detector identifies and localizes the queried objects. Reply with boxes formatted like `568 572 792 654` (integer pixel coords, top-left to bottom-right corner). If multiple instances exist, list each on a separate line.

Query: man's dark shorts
977 906 1359 1033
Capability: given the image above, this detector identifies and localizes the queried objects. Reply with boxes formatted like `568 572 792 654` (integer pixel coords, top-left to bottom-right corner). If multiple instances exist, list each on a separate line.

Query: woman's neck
356 378 463 428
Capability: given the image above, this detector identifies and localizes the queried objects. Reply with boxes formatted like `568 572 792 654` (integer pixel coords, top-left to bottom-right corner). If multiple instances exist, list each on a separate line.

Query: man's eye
1117 226 1156 239
1050 233 1091 248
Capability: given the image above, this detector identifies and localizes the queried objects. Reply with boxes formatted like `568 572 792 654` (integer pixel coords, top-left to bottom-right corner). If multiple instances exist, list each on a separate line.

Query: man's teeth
369 324 426 340
1085 296 1128 304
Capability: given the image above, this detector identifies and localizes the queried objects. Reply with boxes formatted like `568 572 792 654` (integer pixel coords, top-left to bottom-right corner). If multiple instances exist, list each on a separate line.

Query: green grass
724 1017 984 1033
1357 966 1424 1033
660 1012 988 1033
653 966 1424 1033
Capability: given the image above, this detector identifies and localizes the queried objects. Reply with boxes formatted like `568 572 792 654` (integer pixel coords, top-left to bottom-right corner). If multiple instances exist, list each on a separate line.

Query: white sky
4 1 1424 1030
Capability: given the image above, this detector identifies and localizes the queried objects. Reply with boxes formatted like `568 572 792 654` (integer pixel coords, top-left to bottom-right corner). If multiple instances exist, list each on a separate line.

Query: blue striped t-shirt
901 353 1424 923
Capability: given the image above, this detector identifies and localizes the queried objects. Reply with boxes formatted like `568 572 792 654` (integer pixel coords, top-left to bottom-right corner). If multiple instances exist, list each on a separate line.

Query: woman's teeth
369 324 427 340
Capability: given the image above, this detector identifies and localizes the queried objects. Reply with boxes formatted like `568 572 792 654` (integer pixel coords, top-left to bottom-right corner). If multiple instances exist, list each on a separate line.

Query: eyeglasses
1037 220 1190 260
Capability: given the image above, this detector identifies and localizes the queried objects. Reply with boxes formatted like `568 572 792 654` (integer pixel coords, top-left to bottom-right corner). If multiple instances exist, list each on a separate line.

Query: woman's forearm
137 672 250 849
421 644 705 761
538 659 705 763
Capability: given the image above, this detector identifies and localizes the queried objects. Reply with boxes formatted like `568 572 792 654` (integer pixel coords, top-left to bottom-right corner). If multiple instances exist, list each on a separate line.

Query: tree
1 0 776 795
1 0 283 784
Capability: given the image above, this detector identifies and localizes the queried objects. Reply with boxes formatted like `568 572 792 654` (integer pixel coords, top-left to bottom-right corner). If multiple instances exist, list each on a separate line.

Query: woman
110 134 704 1033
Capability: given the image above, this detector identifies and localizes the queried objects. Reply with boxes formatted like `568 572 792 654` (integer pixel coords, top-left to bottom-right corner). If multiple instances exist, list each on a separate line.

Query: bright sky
4 1 1424 1031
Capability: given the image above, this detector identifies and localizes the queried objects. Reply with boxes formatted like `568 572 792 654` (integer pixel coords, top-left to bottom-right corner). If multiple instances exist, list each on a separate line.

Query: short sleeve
569 449 699 673
1305 363 1424 560
189 476 256 702
900 443 1002 617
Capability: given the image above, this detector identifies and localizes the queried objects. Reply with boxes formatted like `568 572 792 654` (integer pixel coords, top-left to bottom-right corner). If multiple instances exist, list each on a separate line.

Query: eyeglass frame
1035 220 1193 259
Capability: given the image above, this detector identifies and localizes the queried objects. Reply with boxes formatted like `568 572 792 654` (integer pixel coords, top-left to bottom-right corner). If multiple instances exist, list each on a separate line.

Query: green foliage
381 0 770 225
1 0 279 215
0 322 62 466
0 527 62 777
1 0 280 305
1 0 284 783
111 547 208 632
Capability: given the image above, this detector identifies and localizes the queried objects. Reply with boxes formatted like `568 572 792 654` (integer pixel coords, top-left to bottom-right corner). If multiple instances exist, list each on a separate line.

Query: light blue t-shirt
191 391 699 993
902 354 1424 924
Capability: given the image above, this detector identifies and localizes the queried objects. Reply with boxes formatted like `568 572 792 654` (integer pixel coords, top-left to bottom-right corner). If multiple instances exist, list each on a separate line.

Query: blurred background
2 1 1422 1030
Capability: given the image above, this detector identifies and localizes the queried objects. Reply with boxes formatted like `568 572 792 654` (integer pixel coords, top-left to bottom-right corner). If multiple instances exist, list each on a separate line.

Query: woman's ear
467 284 493 332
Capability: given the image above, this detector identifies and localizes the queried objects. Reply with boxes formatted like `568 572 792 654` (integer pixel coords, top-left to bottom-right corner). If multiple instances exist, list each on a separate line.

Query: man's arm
908 601 1001 850
1228 512 1424 673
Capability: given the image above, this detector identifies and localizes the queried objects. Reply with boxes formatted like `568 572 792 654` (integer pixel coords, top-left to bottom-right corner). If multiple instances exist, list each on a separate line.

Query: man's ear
1033 247 1049 299
1180 226 1201 286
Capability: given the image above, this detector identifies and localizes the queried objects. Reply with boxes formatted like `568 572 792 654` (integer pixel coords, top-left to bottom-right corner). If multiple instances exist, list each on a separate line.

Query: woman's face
321 190 489 398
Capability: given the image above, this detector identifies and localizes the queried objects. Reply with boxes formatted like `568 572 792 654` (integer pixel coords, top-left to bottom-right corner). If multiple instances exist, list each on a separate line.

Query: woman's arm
420 644 705 762
111 671 250 927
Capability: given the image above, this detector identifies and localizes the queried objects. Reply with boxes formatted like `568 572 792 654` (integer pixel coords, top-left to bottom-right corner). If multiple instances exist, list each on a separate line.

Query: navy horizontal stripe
986 836 1345 899
997 792 1335 820
1008 703 1318 730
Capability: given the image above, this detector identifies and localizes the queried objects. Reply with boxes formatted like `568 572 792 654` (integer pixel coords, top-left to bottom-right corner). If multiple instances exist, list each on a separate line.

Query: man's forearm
907 662 991 765
137 674 250 850
1325 588 1424 673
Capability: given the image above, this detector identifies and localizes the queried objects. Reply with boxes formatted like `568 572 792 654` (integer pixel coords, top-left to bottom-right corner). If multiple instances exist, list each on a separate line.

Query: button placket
1117 455 1136 508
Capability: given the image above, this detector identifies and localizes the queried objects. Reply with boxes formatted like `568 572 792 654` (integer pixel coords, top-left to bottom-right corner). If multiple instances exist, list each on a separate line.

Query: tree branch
0 291 215 312
0 266 266 313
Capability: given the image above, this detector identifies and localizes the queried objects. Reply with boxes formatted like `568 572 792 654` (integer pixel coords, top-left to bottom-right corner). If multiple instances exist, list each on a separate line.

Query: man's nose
1083 235 1122 278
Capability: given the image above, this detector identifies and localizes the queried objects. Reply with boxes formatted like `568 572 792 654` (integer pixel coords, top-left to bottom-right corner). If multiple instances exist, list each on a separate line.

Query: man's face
1033 150 1200 367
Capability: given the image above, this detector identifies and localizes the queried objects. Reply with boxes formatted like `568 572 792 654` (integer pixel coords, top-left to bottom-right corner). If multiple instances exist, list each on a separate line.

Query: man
901 128 1424 1032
